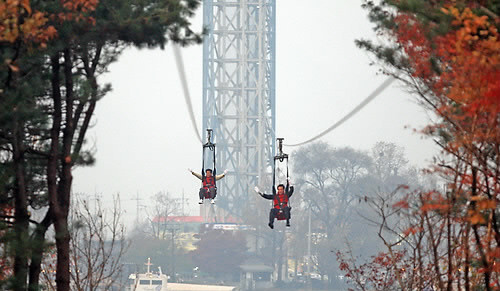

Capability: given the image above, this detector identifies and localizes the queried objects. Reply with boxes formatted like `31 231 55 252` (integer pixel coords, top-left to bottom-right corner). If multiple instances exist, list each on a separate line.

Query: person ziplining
189 129 227 204
255 182 294 229
175 42 396 223
255 138 294 229
189 168 227 204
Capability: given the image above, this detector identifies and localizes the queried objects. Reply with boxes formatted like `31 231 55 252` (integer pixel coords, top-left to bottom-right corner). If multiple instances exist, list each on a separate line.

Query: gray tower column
202 0 276 215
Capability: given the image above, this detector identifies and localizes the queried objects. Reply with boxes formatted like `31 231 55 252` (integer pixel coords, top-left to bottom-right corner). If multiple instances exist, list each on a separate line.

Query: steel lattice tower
202 0 276 216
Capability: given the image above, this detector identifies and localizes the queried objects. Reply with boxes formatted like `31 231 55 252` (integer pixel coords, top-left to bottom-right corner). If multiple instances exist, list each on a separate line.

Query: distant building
239 258 274 290
151 215 249 251
152 215 204 233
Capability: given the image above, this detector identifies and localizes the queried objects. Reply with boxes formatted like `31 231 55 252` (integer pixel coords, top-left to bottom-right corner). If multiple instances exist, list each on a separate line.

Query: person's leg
285 207 291 227
208 188 216 203
199 188 205 199
269 209 276 229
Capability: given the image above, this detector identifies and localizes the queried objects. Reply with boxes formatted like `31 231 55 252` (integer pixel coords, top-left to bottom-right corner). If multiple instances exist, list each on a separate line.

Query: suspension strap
272 158 277 195
212 141 217 189
202 129 216 183
286 157 290 192
273 138 288 195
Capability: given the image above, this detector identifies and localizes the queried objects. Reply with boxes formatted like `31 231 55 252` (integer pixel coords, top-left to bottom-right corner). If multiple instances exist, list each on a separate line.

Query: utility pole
174 190 189 217
132 192 143 225
307 206 312 290
180 189 189 216
93 191 102 213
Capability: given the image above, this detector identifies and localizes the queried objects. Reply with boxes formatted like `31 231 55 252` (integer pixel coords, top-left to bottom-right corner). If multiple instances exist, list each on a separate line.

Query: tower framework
202 0 276 215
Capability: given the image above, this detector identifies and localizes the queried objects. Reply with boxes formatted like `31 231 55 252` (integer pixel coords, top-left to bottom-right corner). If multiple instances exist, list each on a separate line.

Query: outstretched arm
261 193 273 199
189 169 203 180
215 169 228 181
254 186 273 200
287 186 294 198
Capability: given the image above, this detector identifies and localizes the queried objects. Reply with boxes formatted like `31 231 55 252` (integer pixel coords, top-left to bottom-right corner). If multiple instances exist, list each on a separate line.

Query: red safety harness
203 176 215 189
273 193 289 209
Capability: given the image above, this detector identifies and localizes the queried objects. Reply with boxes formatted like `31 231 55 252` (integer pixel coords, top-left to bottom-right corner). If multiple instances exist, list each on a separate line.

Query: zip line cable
173 44 395 148
173 44 203 144
284 76 396 147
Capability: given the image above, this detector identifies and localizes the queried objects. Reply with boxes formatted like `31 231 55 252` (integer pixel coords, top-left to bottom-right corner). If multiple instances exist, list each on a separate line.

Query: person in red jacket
255 181 294 229
189 168 227 204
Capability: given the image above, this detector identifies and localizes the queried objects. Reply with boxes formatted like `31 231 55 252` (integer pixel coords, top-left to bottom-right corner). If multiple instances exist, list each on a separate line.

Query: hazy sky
73 1 438 228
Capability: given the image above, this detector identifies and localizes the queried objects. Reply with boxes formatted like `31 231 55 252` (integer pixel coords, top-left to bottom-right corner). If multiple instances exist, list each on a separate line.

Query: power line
284 76 396 147
172 44 202 144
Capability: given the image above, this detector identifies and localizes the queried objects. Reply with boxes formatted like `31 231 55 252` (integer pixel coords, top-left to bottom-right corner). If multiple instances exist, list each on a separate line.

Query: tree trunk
48 52 71 291
28 213 52 291
52 48 75 291
54 215 70 291
464 225 471 291
12 116 29 290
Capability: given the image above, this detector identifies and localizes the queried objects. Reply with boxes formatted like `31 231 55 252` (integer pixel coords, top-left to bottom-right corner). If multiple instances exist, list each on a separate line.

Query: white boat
128 258 168 291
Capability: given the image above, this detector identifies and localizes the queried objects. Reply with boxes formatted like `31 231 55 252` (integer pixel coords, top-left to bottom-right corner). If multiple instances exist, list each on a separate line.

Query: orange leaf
470 213 486 225
477 199 496 210
393 199 409 209
21 0 31 15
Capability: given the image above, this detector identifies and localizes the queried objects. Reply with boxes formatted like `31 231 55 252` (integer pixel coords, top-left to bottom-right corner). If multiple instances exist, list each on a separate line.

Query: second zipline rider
255 181 294 229
255 138 294 229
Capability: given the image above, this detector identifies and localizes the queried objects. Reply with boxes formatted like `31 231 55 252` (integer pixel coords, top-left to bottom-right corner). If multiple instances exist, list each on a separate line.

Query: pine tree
0 0 202 289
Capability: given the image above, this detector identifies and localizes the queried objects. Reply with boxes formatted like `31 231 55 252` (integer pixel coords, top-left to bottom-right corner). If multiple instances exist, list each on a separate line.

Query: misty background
72 1 436 228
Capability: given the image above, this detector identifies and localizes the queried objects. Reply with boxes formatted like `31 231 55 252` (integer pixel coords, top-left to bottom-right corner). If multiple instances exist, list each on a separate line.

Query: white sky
73 1 438 228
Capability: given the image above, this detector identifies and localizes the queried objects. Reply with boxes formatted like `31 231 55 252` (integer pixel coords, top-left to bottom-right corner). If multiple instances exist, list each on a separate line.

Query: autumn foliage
58 0 98 23
0 0 98 72
0 0 56 46
393 3 500 232
0 0 98 43
340 1 500 290
337 249 429 291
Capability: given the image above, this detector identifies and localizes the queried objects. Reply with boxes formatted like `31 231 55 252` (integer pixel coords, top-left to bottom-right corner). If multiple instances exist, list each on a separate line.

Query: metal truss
202 0 276 217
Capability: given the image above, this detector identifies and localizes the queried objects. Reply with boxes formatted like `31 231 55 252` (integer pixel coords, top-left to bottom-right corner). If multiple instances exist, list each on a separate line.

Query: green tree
0 0 202 290
0 2 67 288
